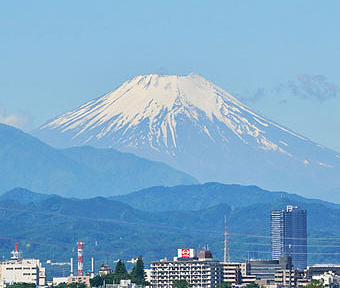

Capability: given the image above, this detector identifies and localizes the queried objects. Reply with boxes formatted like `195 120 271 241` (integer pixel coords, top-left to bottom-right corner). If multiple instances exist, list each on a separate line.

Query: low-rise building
0 245 46 288
68 275 90 287
306 265 340 279
312 272 336 288
300 264 340 287
98 264 113 276
52 276 69 286
243 257 293 282
98 280 142 288
219 257 298 288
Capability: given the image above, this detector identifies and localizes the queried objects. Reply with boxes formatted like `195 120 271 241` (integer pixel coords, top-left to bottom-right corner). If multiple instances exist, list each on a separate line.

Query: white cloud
0 106 34 131
276 74 339 102
240 74 339 103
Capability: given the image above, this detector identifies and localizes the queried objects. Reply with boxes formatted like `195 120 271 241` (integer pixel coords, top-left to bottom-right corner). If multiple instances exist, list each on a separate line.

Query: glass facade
271 205 307 270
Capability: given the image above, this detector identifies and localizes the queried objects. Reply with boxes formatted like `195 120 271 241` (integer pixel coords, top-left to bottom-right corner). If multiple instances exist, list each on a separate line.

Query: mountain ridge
0 123 197 198
0 187 54 204
112 182 340 212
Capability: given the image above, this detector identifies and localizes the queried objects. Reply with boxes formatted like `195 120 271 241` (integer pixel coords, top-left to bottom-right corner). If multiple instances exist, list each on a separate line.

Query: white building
68 275 90 288
52 277 69 286
151 249 224 288
145 269 152 283
222 262 242 285
312 272 336 288
101 280 142 288
0 244 46 288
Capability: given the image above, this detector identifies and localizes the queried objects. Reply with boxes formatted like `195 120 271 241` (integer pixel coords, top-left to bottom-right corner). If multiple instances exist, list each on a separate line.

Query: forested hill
0 123 197 198
112 182 339 212
0 186 339 268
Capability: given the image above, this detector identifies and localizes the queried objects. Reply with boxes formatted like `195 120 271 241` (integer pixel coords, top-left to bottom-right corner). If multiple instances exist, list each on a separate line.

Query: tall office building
271 205 307 270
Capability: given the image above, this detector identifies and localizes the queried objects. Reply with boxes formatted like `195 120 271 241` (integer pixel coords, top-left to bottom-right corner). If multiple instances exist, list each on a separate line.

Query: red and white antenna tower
77 242 84 276
11 243 22 260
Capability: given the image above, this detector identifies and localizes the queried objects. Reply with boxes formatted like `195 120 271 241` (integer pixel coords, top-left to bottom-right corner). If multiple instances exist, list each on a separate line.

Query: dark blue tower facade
271 205 307 270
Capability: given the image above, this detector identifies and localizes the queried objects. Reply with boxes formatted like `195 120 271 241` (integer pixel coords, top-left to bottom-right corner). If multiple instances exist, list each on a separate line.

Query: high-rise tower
271 205 307 270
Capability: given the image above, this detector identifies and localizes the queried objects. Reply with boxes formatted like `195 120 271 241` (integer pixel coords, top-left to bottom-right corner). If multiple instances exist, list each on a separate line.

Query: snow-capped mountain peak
36 73 340 201
41 73 296 154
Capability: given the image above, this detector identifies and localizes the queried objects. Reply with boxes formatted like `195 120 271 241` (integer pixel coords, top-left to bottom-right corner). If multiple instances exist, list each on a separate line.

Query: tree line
90 256 148 287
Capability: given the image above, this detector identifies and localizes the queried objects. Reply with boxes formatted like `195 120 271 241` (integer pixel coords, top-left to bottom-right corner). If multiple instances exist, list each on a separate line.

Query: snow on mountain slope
35 73 340 201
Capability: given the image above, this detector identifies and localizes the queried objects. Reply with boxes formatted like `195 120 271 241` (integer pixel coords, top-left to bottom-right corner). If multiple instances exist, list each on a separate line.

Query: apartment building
151 249 224 288
222 262 242 285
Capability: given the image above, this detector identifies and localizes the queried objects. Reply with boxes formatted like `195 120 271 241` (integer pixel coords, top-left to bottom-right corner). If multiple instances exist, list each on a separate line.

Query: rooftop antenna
11 243 22 260
224 215 231 263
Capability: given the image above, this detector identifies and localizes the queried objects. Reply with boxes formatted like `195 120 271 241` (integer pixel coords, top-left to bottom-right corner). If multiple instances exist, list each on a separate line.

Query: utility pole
224 215 230 263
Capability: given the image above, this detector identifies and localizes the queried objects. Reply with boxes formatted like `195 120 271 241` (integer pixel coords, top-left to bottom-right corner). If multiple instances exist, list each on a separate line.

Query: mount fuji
35 73 340 201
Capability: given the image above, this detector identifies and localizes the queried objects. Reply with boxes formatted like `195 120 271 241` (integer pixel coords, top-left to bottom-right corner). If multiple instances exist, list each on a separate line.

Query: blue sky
1 0 340 151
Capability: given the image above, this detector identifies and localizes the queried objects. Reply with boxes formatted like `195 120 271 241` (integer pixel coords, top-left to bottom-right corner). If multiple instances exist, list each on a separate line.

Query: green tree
51 284 67 288
244 283 260 288
113 260 129 284
69 284 86 288
101 273 115 285
130 256 147 285
305 281 324 288
90 275 103 287
216 283 232 288
172 280 192 288
7 284 36 288
50 283 86 288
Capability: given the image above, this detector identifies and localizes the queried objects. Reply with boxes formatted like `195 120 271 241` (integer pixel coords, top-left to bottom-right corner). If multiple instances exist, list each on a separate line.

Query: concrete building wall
68 275 90 288
222 263 242 285
53 277 69 286
151 259 224 288
0 259 46 288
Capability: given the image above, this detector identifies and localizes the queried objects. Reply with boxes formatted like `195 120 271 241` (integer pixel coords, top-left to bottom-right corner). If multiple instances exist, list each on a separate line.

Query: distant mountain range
34 73 340 202
112 182 340 211
1 185 340 268
0 187 53 204
0 123 197 198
